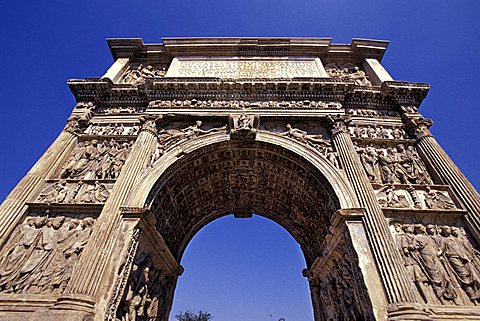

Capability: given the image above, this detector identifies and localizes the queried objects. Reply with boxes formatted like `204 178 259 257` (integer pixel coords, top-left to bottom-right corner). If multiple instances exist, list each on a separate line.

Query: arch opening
171 215 314 321
146 140 341 266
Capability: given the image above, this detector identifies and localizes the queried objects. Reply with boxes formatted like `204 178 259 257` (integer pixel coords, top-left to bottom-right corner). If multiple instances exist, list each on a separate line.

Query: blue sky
0 1 479 320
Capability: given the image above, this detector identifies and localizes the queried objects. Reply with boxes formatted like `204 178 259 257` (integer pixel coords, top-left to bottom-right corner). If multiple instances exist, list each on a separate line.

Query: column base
388 303 433 321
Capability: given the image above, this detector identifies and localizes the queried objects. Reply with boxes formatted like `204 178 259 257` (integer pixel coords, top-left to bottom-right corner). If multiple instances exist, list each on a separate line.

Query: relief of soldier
393 222 480 305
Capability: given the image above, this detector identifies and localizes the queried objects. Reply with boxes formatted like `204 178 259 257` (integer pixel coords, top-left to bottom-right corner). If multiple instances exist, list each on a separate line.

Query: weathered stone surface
0 37 478 321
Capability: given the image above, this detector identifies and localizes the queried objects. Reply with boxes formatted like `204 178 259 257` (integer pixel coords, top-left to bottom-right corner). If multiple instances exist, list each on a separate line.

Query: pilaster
0 105 91 247
403 115 480 237
65 114 163 298
327 116 432 320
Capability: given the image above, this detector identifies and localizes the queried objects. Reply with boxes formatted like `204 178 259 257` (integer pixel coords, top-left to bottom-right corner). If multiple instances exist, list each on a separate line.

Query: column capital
402 115 434 140
138 114 164 136
64 102 95 135
326 115 351 136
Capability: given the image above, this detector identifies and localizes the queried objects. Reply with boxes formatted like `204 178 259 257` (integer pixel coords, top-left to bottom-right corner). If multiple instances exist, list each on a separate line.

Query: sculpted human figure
424 186 455 210
353 126 363 138
109 143 130 179
61 140 99 179
80 181 110 203
456 227 480 279
381 185 410 208
397 224 428 302
359 147 379 183
414 224 457 304
38 180 69 203
326 150 340 169
366 125 376 138
392 127 404 139
350 66 371 86
123 65 143 84
16 216 64 293
163 121 226 146
237 113 253 130
378 126 390 139
406 145 433 185
280 124 324 144
0 218 41 292
378 149 396 184
392 144 417 184
439 226 480 303
115 123 124 135
150 140 165 167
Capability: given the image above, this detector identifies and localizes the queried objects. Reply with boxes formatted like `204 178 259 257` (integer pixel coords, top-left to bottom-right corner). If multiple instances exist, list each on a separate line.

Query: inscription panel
165 57 327 78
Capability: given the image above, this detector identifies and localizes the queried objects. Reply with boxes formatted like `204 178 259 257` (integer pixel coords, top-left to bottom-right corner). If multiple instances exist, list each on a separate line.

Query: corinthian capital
138 114 164 135
326 115 351 136
402 115 433 140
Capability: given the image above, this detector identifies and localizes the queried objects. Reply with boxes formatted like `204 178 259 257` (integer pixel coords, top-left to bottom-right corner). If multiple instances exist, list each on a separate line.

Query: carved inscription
166 58 324 78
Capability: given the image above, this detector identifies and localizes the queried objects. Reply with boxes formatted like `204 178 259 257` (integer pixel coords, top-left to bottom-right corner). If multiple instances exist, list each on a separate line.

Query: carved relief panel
120 64 167 84
324 63 372 86
355 142 433 185
0 213 95 295
389 220 480 306
107 229 179 321
259 119 341 170
58 138 133 180
375 185 458 210
307 230 375 321
36 180 112 204
85 123 140 136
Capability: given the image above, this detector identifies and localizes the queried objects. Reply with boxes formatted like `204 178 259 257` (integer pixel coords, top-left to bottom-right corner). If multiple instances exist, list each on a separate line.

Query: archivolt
125 132 358 265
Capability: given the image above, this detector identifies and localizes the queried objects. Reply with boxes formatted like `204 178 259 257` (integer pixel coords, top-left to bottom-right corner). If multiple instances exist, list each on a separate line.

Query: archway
171 215 314 321
118 137 374 321
146 140 340 265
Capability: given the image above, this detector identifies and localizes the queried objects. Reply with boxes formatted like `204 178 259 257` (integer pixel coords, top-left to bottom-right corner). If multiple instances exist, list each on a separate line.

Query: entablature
67 77 429 115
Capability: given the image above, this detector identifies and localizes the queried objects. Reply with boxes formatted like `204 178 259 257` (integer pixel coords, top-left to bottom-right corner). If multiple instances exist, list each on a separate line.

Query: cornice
107 37 389 63
381 81 430 107
67 78 428 111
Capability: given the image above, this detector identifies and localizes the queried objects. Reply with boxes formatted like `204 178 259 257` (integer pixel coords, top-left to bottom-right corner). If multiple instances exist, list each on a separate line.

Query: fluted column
328 116 431 320
0 117 80 246
66 115 161 296
404 116 480 234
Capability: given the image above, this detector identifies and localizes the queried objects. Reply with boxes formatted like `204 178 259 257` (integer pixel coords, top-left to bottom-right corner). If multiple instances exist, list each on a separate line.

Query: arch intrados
126 132 358 209
125 133 358 265
170 208 322 265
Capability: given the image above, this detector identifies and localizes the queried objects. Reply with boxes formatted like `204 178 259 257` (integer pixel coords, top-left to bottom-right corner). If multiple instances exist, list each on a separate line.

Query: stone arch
126 132 359 265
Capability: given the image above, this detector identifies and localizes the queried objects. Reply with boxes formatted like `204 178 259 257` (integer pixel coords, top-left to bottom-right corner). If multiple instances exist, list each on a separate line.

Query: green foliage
175 310 213 321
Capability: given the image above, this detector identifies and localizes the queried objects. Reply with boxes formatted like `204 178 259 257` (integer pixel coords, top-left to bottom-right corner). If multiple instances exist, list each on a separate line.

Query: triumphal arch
0 37 479 321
